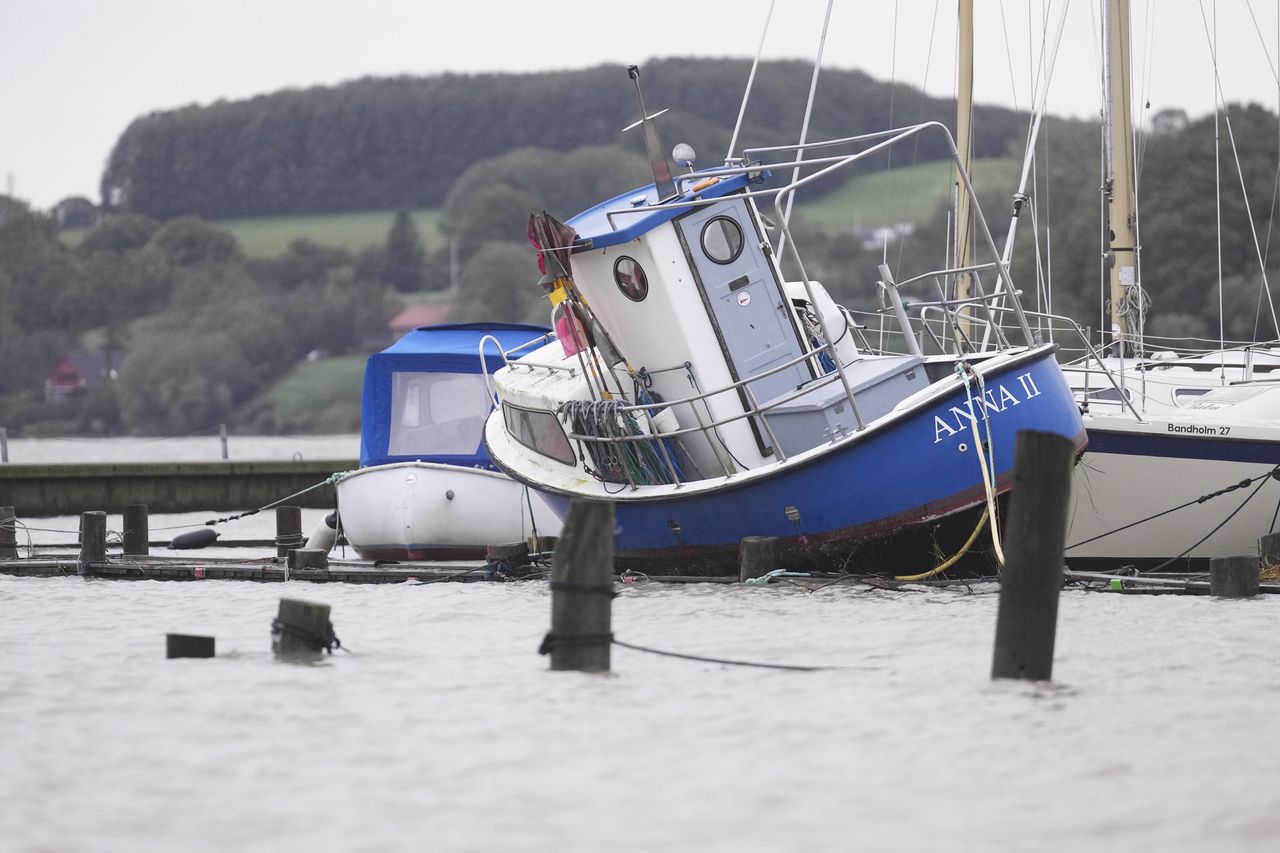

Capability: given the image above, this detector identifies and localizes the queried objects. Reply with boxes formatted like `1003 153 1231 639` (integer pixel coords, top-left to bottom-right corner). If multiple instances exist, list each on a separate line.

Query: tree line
100 59 1027 219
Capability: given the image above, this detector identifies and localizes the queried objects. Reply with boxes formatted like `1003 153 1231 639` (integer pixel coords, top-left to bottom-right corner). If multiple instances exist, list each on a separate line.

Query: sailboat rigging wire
1197 0 1280 342
776 0 833 259
983 1 1071 352
892 0 941 278
997 0 1021 110
725 0 776 162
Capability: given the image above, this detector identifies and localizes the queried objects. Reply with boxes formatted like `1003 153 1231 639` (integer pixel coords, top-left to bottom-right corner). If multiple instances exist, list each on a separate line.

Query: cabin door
676 198 812 406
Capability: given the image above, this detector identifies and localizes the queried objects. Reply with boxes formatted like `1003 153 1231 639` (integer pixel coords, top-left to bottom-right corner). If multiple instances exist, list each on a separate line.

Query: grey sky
3 0 1277 210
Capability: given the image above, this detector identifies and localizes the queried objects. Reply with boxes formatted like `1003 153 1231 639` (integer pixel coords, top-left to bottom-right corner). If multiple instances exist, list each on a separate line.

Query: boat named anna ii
481 69 1086 575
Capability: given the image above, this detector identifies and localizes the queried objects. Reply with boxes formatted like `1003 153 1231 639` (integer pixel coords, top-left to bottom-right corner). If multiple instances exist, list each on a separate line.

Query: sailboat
1059 0 1280 568
480 50 1086 575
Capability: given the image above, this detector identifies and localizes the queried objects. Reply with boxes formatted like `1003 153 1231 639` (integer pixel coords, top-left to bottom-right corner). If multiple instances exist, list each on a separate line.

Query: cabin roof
567 171 761 250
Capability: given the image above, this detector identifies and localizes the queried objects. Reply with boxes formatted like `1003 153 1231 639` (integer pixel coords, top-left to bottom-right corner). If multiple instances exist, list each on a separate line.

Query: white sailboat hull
335 461 562 561
1068 408 1280 565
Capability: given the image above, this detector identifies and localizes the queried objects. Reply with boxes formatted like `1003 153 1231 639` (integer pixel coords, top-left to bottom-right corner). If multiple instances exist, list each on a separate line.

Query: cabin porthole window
614 256 649 302
701 216 744 264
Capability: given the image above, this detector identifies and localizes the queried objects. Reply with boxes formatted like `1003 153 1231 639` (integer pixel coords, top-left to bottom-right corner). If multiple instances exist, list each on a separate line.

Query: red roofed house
388 303 451 341
45 350 117 404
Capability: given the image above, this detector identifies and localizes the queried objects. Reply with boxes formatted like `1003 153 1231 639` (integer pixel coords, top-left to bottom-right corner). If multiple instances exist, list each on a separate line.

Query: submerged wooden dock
0 459 356 516
0 553 499 584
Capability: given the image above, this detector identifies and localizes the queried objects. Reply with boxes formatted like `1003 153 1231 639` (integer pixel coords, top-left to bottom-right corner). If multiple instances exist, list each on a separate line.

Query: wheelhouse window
701 216 744 264
503 403 576 465
614 256 649 302
388 372 493 456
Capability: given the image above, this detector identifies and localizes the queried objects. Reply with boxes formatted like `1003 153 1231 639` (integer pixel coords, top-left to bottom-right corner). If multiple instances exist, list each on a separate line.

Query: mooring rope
150 472 351 532
1066 464 1280 551
537 631 850 672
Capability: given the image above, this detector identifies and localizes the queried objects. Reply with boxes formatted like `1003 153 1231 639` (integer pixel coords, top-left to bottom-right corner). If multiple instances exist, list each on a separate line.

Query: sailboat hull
1068 415 1280 568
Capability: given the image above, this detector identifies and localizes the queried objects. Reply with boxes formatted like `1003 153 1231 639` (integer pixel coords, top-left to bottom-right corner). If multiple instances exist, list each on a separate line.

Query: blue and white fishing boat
336 322 561 561
480 66 1086 575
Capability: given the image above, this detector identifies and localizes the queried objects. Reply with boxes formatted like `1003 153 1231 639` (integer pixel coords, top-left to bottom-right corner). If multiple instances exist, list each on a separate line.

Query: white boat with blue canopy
336 322 561 561
481 66 1087 576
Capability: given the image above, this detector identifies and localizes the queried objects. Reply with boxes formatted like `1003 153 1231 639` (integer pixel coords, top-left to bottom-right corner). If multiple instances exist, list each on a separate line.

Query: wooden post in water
0 426 8 463
166 634 215 658
275 506 303 558
1209 556 1259 598
0 505 16 559
79 511 107 576
1258 532 1280 581
122 504 149 556
272 598 339 660
992 431 1075 682
288 548 329 571
544 499 614 672
739 535 779 582
219 423 229 460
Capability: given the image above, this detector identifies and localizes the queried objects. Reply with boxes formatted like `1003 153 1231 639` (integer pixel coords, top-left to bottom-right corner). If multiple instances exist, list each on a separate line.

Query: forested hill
101 58 1027 220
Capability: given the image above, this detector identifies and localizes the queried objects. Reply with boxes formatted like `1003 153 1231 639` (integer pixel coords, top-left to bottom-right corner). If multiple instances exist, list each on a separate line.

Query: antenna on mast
622 65 677 201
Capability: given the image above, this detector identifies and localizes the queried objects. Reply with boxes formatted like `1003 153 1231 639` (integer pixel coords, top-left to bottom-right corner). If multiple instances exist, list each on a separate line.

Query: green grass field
60 159 1019 259
59 208 446 258
797 157 1022 231
246 354 368 432
218 208 446 258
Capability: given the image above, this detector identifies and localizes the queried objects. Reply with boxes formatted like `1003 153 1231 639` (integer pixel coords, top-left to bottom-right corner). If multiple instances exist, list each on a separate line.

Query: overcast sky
3 0 1278 210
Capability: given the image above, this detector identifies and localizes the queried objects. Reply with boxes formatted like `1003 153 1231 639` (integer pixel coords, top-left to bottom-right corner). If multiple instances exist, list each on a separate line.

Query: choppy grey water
3 437 1280 851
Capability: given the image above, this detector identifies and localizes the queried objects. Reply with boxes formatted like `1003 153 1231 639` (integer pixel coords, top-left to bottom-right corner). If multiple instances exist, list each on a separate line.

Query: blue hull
538 348 1085 574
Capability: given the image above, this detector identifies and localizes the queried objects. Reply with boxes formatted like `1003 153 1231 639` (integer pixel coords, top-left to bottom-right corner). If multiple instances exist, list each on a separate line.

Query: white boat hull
1068 409 1280 566
335 461 562 561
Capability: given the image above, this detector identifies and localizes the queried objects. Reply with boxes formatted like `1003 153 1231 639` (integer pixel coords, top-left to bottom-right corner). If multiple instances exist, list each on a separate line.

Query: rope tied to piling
538 631 855 672
538 631 613 655
271 617 343 654
547 580 619 597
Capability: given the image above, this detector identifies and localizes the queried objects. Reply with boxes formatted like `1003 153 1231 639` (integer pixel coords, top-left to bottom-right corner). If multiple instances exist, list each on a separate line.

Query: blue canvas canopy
359 323 552 468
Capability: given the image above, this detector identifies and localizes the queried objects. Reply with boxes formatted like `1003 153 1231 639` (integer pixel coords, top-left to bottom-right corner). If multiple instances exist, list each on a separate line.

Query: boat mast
1102 0 1140 354
953 0 975 351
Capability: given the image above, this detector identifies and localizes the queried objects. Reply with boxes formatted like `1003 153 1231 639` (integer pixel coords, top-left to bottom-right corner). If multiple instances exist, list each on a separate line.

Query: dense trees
0 200 393 435
100 60 1026 220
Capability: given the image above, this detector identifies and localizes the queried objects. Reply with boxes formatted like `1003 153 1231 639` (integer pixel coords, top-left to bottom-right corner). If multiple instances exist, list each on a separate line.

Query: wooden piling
991 431 1076 682
544 499 614 672
1210 555 1259 598
219 423 229 460
79 511 107 576
738 536 779 582
287 548 329 571
0 505 15 560
272 598 339 659
166 634 215 659
1259 532 1280 580
122 504 149 556
0 426 8 463
275 505 303 558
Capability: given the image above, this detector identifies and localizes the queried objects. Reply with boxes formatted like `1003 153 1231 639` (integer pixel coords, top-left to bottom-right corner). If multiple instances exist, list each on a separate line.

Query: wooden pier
0 459 355 516
0 553 494 584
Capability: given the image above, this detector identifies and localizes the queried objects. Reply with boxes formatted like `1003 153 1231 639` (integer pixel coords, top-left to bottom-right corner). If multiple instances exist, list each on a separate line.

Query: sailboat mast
954 0 975 351
1102 0 1139 352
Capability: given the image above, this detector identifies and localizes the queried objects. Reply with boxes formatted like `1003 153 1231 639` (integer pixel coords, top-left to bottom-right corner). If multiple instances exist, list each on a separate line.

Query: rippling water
3 575 1279 852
